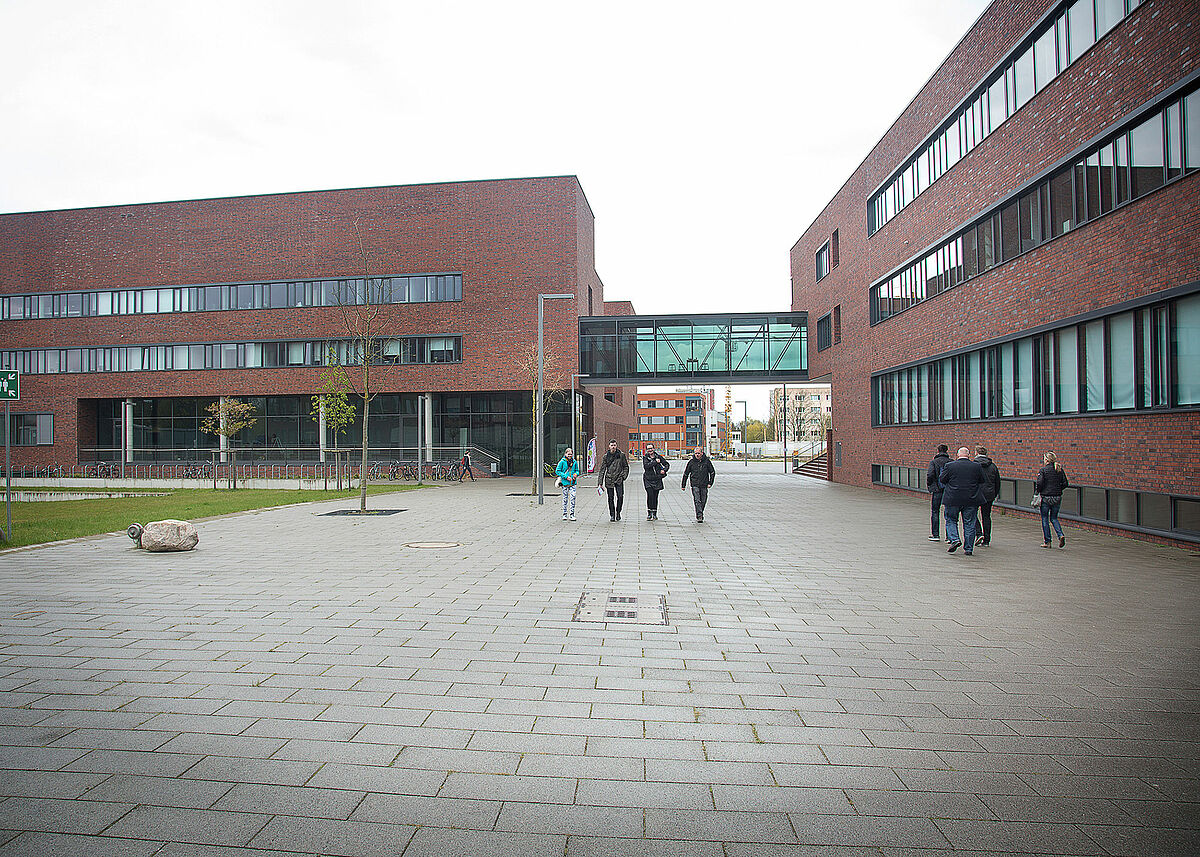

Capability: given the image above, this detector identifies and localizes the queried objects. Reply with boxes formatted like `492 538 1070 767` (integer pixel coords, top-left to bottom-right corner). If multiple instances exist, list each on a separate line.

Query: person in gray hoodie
972 446 1002 547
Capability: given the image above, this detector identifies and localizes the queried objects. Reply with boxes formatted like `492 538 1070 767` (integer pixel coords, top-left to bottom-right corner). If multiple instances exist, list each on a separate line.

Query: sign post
1 370 19 542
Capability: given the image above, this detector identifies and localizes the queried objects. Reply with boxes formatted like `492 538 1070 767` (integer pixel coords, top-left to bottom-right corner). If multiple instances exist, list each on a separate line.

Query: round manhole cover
403 541 463 549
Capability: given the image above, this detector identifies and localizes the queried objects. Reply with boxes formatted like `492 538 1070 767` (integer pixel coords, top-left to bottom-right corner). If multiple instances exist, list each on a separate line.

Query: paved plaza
0 463 1197 856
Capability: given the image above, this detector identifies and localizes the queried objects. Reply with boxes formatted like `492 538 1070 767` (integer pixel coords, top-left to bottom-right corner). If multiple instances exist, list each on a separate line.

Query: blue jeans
944 504 978 549
1040 497 1064 542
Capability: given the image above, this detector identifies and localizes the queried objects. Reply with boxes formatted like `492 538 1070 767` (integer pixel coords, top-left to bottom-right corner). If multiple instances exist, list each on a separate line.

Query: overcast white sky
0 0 990 418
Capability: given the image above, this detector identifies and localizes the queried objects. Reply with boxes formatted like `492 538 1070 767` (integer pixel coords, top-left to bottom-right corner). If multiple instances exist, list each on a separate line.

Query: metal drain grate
572 591 668 625
403 541 463 549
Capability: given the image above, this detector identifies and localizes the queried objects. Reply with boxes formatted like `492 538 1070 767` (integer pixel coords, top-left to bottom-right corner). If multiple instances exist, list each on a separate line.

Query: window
816 243 830 281
833 305 842 344
7 414 53 445
3 273 464 323
865 0 1136 234
816 313 832 351
870 289 1199 426
869 82 1199 325
830 230 839 268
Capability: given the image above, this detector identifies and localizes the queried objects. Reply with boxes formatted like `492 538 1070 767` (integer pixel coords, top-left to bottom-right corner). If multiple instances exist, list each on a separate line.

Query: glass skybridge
578 312 807 384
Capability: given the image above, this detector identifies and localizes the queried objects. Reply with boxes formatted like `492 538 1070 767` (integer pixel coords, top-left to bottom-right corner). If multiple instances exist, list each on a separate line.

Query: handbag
1030 492 1041 507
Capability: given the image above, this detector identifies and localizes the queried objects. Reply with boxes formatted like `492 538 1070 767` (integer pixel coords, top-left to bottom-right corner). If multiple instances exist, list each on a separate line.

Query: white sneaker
562 514 567 520
569 515 576 521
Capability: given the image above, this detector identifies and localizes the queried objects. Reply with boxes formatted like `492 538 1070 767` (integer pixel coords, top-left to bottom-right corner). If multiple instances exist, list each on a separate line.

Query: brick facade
792 0 1200 543
0 176 636 470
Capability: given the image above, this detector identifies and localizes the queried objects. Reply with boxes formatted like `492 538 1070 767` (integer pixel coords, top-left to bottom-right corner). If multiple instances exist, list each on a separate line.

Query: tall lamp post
571 373 590 464
537 293 574 505
736 399 748 467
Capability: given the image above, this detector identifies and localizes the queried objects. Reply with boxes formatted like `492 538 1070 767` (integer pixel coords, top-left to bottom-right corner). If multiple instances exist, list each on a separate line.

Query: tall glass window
1174 294 1200 405
1016 337 1035 415
999 343 1015 417
1084 320 1107 411
1057 327 1079 413
1130 113 1165 198
1067 0 1095 63
1108 312 1135 409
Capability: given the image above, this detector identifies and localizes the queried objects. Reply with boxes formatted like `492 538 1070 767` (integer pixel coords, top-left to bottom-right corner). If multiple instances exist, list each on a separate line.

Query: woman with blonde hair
1034 452 1069 548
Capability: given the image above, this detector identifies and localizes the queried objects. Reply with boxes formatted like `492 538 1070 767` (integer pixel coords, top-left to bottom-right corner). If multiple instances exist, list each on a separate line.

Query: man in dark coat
680 447 716 523
597 440 630 522
972 445 1001 546
926 444 951 542
938 447 986 556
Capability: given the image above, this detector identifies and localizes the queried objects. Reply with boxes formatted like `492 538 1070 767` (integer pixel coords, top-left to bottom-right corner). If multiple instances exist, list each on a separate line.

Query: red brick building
793 0 1200 544
0 176 636 475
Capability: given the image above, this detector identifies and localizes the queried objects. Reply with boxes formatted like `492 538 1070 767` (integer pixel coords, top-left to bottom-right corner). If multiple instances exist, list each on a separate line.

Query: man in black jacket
972 446 1001 547
681 447 716 523
926 444 951 542
938 447 986 556
597 440 630 522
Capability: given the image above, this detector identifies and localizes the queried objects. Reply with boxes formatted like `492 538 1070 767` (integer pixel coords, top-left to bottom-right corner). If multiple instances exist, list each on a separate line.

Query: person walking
680 446 716 523
939 446 986 556
642 444 669 521
596 440 630 522
459 450 475 482
926 444 951 542
1035 451 1069 548
973 446 1001 546
555 448 580 521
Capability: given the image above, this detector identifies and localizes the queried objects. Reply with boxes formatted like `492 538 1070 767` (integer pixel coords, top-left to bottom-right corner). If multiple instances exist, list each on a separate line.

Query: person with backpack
973 445 1001 546
1035 451 1069 548
642 445 669 521
596 439 630 522
459 450 475 482
680 447 717 523
555 448 580 521
926 444 951 542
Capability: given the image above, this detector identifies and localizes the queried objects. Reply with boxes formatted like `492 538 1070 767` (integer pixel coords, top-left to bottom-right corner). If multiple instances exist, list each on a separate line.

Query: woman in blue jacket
555 448 580 521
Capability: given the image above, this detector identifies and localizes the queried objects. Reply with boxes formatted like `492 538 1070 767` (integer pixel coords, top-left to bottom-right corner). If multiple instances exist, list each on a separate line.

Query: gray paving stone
0 832 163 856
0 797 133 835
400 827 565 857
565 836 725 856
496 801 643 838
350 792 501 829
248 815 415 856
644 807 797 843
81 774 234 808
573 779 715 810
213 783 364 819
100 806 270 847
440 772 577 803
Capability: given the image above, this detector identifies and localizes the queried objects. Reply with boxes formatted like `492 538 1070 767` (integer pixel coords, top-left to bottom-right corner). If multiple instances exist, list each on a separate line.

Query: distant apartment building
634 389 717 456
771 384 832 444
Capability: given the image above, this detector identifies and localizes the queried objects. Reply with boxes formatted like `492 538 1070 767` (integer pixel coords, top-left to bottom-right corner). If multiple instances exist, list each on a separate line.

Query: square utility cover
572 591 668 625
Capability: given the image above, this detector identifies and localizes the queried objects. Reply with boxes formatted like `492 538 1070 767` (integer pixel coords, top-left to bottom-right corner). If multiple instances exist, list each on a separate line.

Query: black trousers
645 486 661 513
691 483 709 518
930 491 943 537
974 501 993 543
606 482 624 517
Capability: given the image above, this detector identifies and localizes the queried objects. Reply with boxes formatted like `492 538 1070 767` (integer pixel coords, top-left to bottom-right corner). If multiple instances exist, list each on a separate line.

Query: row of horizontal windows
0 274 463 321
639 432 682 440
638 416 691 425
874 465 1200 540
0 336 463 375
873 292 1200 425
868 0 1139 235
2 414 53 446
639 400 687 408
871 84 1200 325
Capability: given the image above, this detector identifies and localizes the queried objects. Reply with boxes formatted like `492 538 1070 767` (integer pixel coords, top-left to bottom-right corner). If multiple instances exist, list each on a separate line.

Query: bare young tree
332 218 391 512
517 339 570 495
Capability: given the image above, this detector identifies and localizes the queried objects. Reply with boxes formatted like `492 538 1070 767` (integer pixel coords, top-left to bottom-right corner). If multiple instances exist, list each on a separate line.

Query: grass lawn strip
0 485 422 551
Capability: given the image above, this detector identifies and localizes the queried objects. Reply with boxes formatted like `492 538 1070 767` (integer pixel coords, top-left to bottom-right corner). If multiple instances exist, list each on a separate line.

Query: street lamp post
537 293 574 506
571 373 590 464
736 399 748 467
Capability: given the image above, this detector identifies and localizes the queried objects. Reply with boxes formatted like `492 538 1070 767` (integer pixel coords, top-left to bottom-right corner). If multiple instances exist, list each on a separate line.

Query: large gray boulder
139 519 199 552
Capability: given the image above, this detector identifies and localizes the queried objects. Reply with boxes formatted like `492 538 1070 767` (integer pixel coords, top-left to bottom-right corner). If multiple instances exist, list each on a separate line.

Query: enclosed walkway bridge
577 311 807 385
